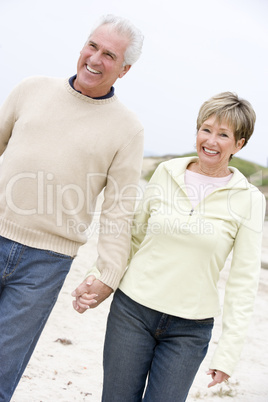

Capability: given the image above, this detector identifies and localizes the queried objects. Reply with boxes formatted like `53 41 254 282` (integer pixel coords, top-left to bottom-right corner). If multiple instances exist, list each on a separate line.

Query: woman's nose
207 133 217 145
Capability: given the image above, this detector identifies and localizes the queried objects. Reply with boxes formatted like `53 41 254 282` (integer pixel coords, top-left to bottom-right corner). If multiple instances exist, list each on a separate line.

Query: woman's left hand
207 369 230 387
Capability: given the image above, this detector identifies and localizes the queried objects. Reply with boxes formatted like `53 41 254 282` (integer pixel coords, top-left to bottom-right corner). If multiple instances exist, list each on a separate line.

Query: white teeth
204 147 218 154
86 65 101 74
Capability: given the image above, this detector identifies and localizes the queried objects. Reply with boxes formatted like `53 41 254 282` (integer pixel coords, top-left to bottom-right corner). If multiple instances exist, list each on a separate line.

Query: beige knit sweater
0 76 144 289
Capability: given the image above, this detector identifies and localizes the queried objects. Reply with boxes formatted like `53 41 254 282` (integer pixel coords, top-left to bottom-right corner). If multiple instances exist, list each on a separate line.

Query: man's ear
119 64 131 78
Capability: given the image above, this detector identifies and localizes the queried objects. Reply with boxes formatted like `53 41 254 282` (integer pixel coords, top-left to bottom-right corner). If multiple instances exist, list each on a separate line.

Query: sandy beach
11 163 268 402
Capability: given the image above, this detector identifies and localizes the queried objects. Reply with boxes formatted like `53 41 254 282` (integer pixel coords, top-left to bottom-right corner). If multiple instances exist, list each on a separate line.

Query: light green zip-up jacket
119 156 266 376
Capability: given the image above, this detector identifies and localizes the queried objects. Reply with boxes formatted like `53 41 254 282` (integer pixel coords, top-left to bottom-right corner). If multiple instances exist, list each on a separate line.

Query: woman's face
196 115 245 170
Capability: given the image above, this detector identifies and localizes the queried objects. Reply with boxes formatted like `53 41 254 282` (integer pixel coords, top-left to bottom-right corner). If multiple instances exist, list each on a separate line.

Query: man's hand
72 275 113 314
207 369 230 387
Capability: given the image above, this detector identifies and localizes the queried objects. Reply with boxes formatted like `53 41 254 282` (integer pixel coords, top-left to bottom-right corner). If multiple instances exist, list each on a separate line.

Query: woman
79 92 266 401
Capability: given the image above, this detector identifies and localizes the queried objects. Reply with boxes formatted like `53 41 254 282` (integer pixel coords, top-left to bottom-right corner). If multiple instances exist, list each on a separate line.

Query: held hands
207 369 230 387
72 275 113 314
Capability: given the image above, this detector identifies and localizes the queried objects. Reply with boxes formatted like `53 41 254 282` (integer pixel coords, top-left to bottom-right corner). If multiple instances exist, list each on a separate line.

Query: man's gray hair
88 14 144 66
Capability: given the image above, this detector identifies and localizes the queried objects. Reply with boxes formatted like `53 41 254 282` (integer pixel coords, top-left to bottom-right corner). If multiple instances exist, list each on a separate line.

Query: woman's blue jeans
102 289 214 402
0 236 73 402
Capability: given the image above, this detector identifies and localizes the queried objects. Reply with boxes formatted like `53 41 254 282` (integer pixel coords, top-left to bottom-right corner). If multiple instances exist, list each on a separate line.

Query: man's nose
90 50 102 64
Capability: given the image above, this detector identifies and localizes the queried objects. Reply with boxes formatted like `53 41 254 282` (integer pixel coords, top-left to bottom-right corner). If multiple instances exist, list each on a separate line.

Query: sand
11 169 268 402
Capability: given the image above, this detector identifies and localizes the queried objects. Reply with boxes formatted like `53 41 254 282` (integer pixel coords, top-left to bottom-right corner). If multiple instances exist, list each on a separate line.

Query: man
0 14 144 401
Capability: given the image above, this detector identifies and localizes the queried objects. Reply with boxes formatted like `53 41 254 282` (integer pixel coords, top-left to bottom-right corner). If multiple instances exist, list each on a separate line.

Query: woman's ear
236 137 245 150
233 137 245 155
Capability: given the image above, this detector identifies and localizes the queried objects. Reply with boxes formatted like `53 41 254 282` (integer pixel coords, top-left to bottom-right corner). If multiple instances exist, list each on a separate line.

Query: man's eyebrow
106 50 117 60
88 40 117 60
88 40 98 47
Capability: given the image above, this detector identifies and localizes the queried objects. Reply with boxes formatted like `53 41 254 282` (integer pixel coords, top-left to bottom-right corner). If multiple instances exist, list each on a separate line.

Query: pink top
185 169 233 208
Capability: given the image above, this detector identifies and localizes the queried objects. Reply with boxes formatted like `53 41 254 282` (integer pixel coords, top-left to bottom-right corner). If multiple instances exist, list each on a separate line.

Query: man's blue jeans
0 236 73 402
102 289 214 402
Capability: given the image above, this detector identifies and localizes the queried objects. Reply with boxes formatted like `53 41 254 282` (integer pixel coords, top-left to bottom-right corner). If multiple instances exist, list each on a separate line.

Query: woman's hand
72 275 113 313
74 292 99 311
207 369 230 387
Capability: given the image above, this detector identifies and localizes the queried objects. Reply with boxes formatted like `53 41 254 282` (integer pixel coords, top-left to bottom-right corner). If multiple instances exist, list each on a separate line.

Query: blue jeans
102 289 214 402
0 236 73 402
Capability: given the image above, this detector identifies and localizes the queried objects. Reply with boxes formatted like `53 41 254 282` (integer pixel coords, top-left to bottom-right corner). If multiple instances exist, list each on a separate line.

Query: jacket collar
163 156 250 191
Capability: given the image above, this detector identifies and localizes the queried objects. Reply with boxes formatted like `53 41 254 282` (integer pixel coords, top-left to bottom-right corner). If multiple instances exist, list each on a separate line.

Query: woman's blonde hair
197 92 256 148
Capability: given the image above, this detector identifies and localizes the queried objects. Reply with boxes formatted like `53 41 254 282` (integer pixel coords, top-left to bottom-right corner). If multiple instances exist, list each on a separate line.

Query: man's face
74 24 131 98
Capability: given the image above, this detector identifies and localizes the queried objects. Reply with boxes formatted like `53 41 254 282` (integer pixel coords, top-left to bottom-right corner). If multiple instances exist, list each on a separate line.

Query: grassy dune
143 153 268 184
142 154 268 216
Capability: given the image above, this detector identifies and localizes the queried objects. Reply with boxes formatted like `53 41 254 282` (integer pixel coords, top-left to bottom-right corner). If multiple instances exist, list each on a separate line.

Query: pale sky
1 0 267 166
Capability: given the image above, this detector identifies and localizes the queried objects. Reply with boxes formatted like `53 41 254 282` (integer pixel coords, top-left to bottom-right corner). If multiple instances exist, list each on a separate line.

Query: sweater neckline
68 75 115 99
64 78 117 105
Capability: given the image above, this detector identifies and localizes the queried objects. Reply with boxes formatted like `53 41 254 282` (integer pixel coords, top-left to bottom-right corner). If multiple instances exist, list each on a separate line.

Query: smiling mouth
86 65 101 74
203 147 219 155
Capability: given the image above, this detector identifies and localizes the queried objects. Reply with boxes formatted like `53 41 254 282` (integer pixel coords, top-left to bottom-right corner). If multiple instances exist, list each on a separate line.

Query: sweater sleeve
88 129 144 290
0 83 20 155
210 190 266 376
